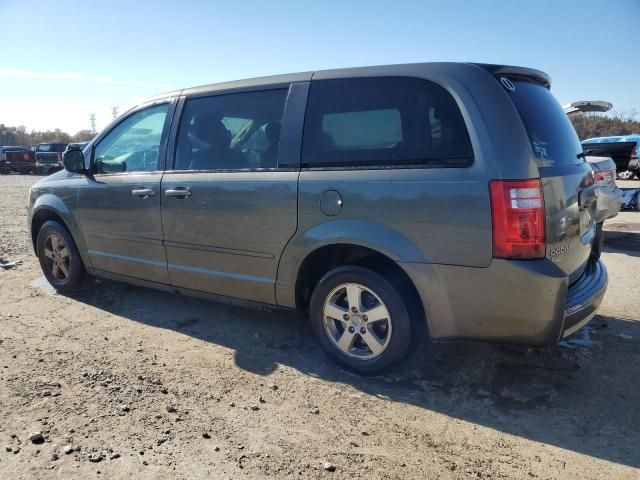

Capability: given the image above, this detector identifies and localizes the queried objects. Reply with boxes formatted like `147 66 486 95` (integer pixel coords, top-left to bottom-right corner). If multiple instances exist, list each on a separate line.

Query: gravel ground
1 174 639 480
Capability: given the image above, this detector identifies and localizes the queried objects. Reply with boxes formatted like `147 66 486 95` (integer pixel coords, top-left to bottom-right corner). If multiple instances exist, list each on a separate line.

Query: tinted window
93 103 169 174
509 81 583 166
175 89 288 171
37 144 67 152
302 77 473 167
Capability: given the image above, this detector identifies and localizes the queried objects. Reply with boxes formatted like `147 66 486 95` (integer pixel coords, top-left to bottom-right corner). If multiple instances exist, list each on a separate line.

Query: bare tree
89 113 97 135
111 106 119 121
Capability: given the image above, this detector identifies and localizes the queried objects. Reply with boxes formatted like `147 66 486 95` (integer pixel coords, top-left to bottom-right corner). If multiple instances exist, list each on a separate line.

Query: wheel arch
276 219 429 308
288 243 426 336
30 196 92 271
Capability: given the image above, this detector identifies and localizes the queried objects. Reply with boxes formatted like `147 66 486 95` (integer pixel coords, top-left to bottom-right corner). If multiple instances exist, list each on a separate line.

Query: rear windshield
508 81 583 167
37 144 67 152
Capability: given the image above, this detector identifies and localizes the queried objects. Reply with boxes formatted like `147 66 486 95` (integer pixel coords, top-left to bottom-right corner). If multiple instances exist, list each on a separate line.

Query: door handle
131 188 155 198
165 187 192 198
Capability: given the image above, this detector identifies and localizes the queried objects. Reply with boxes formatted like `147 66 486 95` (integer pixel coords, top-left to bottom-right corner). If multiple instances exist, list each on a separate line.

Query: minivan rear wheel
36 220 85 292
309 265 413 374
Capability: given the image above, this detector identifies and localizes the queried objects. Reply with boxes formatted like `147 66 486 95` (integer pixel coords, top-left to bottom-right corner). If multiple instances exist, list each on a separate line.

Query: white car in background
564 101 623 256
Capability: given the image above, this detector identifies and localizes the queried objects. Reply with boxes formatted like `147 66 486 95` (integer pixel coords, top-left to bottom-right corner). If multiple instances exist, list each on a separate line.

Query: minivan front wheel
310 266 413 374
36 220 84 292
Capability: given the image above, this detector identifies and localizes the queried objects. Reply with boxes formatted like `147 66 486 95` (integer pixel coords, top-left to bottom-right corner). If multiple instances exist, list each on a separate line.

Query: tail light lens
593 170 614 186
632 145 638 158
57 153 62 161
23 152 30 161
490 179 545 259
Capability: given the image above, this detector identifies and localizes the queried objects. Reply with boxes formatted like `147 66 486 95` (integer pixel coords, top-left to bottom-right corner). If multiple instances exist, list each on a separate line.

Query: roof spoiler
471 63 551 89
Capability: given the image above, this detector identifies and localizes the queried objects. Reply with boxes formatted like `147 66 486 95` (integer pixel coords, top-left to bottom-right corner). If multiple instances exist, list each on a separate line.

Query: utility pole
89 113 97 135
111 106 119 121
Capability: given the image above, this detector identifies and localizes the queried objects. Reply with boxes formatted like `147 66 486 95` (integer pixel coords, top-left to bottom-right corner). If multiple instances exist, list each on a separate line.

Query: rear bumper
399 257 607 345
36 161 61 171
562 259 607 338
13 162 36 172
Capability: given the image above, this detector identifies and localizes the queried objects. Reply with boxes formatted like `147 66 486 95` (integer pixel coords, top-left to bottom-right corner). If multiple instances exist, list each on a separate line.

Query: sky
1 0 639 134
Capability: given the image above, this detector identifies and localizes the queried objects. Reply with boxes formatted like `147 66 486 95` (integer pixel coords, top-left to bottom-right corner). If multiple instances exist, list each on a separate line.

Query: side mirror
62 148 86 174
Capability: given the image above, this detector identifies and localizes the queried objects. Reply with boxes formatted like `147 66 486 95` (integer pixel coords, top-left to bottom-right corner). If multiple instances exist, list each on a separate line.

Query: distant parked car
582 134 640 180
34 143 68 174
0 146 36 174
564 101 623 257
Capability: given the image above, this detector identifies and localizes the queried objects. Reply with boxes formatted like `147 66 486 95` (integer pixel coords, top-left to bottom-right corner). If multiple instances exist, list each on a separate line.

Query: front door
161 86 304 304
78 101 174 283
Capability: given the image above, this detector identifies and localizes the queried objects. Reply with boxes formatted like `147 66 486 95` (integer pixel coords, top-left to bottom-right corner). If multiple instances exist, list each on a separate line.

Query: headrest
193 116 231 148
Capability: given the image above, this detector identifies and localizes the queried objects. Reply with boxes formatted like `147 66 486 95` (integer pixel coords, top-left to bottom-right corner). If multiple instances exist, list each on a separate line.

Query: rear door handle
165 187 192 198
131 188 155 198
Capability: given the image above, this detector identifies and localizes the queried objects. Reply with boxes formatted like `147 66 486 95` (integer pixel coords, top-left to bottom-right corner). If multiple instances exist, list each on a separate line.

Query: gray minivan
28 63 607 374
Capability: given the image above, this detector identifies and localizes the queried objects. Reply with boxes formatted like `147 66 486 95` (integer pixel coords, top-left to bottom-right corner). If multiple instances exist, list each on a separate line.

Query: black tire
309 265 415 375
591 222 604 259
36 220 85 292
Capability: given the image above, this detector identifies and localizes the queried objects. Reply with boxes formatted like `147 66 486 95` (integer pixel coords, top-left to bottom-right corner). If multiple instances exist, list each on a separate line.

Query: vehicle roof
0 145 28 149
147 62 550 101
583 133 640 143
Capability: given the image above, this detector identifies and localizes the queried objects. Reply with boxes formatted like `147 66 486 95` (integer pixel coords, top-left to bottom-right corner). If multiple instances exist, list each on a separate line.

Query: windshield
508 81 583 167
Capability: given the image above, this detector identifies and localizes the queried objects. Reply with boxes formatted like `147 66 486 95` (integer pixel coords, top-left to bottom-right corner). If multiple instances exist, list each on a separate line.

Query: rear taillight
490 179 545 259
56 153 62 161
593 170 614 186
632 145 638 158
23 152 30 161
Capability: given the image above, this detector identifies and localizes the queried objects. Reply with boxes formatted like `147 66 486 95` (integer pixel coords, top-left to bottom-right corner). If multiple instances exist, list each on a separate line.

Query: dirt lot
0 174 639 480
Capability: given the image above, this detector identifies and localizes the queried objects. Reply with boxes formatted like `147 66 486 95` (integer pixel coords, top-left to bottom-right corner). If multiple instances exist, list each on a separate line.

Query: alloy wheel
42 233 71 282
322 283 392 360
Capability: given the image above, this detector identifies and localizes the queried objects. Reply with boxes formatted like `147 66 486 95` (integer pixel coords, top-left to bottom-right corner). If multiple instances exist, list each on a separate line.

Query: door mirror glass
62 148 85 173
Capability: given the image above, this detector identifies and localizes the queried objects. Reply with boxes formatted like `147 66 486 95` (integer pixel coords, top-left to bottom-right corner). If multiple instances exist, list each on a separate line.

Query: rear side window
302 77 473 168
174 89 288 171
37 144 66 152
508 81 583 167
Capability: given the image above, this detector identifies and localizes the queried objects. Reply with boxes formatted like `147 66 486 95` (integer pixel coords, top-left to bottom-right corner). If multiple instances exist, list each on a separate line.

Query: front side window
302 77 473 168
93 103 170 174
174 88 288 171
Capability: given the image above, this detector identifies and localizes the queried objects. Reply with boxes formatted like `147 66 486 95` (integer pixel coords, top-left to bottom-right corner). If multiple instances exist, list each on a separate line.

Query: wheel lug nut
343 314 350 321
351 307 358 313
360 327 366 334
362 315 368 321
348 326 355 333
